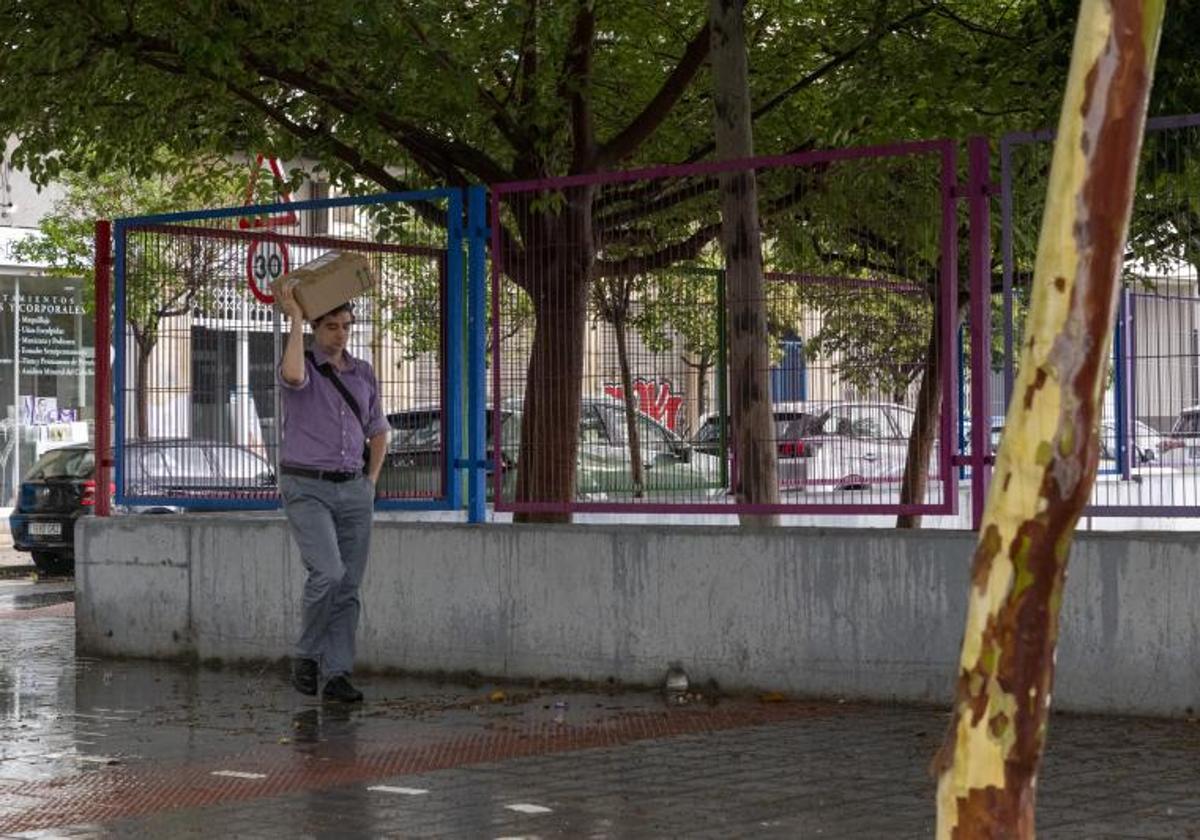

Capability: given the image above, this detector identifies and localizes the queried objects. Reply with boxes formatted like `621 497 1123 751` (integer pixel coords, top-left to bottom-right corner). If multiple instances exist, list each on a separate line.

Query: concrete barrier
75 515 1200 717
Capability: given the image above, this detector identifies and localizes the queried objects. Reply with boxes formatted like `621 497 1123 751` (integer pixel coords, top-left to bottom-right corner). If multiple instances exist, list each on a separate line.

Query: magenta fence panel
489 140 960 516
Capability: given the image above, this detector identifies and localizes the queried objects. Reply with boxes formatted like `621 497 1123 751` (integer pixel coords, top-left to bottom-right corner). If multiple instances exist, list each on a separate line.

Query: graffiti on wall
603 378 685 431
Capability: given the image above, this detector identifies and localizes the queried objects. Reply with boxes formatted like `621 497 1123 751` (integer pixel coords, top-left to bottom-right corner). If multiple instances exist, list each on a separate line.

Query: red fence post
967 137 993 529
94 220 113 517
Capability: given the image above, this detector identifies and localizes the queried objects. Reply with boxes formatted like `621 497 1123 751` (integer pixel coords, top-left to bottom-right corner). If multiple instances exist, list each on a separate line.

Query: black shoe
322 675 364 703
291 658 318 696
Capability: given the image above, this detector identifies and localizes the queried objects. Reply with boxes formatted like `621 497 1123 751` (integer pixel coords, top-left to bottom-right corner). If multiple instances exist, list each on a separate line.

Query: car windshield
1171 411 1200 436
821 407 895 439
389 411 442 446
157 445 217 478
208 446 269 480
694 417 722 442
26 447 93 480
775 413 823 438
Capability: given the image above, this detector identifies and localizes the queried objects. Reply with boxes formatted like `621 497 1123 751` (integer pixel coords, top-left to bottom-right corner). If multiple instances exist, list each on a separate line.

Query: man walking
277 283 388 702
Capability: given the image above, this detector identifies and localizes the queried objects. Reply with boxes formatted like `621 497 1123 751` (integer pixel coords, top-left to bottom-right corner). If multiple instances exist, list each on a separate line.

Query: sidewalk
1 580 1199 838
0 531 35 578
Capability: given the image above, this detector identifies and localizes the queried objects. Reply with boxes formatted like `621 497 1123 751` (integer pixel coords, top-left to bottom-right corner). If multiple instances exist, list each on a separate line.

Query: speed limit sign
246 237 290 304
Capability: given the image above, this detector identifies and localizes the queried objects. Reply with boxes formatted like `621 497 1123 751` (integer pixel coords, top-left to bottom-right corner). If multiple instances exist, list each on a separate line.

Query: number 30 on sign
246 238 290 304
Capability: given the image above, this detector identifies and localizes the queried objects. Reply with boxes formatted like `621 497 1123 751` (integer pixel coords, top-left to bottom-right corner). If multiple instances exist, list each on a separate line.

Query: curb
0 565 37 579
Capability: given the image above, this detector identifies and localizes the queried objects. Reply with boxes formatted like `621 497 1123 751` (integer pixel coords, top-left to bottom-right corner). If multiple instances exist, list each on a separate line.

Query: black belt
281 465 361 483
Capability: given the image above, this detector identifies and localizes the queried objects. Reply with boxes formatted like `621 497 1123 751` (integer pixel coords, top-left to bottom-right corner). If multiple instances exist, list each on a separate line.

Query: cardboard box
271 251 375 320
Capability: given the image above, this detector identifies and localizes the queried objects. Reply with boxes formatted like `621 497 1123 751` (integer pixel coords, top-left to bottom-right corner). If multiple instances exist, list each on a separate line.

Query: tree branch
398 10 528 152
596 22 711 168
517 0 539 112
244 52 513 183
125 45 460 236
559 1 597 172
595 176 720 233
680 4 936 163
594 221 723 278
930 1 1022 41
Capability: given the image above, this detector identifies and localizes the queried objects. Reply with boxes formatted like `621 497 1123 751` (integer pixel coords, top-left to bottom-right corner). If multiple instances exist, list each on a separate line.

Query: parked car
380 406 445 498
981 415 1164 466
1160 406 1200 465
1099 419 1165 465
381 397 723 501
692 401 921 490
9 440 274 576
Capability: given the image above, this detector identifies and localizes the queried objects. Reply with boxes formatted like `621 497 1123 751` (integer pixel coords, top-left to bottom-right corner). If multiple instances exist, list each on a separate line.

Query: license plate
27 522 62 538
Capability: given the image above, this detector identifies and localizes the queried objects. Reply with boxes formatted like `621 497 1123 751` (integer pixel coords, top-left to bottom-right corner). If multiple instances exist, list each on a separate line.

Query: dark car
9 440 274 576
8 446 99 575
380 407 444 498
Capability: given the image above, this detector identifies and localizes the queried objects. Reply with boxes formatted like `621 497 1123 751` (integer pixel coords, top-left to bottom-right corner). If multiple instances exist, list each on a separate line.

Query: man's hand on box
278 280 303 321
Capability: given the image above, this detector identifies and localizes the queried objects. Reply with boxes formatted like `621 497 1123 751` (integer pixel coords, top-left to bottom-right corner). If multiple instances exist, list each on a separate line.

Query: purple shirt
278 346 389 472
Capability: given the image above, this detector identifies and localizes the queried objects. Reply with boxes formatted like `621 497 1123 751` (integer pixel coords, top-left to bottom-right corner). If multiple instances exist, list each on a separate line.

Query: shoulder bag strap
306 350 367 432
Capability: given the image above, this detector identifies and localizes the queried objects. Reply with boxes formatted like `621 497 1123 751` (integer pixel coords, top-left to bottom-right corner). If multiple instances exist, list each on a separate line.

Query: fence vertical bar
489 190 505 507
1118 288 1134 480
957 324 967 480
999 133 1016 407
967 136 992 529
94 220 113 517
716 269 729 490
1113 290 1129 478
941 141 961 515
466 186 488 523
444 190 465 511
113 219 127 505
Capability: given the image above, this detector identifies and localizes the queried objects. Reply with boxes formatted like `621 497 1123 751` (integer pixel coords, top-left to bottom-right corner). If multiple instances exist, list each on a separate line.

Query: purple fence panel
999 113 1200 517
490 140 959 516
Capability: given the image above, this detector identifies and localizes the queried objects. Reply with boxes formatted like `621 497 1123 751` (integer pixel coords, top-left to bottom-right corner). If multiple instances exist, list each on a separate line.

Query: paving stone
3 578 1200 837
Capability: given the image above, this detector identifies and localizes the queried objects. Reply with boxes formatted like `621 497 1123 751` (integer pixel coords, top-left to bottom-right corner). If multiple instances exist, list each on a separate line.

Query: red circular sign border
246 236 290 305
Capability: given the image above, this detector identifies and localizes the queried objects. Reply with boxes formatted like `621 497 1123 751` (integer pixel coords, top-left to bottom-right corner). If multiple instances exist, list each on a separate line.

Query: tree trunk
896 301 956 528
934 3 1164 836
613 314 645 497
513 194 595 523
709 0 778 526
694 354 711 419
135 339 153 440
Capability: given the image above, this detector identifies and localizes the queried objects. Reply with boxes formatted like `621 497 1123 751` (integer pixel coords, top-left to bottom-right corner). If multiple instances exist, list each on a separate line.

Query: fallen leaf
760 691 786 703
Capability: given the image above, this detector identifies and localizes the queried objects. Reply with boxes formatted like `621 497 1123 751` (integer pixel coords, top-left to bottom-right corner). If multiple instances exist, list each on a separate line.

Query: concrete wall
76 516 1200 717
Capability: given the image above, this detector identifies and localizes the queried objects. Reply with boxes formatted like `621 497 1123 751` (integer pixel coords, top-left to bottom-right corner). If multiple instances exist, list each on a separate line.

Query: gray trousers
280 473 375 679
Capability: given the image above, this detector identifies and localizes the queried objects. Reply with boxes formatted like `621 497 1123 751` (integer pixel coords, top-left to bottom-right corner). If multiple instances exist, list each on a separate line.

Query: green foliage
803 288 932 401
12 152 248 321
3 0 1198 457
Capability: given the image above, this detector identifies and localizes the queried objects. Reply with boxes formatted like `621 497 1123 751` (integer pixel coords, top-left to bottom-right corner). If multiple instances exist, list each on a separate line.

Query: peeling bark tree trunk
710 0 779 526
896 299 949 528
934 3 1164 836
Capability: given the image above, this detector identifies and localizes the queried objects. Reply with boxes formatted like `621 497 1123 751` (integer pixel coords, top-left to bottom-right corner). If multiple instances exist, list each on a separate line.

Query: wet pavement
1 578 1199 838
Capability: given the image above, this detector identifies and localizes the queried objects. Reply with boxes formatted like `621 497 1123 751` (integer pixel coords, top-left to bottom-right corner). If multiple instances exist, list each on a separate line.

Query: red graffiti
603 378 685 431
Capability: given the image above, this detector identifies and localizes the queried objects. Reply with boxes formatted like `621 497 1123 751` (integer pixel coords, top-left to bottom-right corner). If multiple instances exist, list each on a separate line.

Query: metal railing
89 114 1200 525
103 188 466 512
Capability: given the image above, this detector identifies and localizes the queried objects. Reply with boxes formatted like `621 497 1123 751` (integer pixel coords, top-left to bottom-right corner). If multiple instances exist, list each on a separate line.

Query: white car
691 401 929 491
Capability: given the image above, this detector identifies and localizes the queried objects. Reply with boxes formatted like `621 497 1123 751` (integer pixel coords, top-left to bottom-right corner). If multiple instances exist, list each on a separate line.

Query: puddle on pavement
11 589 74 610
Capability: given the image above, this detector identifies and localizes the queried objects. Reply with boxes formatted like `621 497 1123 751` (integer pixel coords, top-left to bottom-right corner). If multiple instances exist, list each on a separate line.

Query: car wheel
31 551 73 577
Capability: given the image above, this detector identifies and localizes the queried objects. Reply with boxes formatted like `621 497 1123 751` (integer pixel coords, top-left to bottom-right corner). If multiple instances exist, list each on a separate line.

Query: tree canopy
3 0 1197 506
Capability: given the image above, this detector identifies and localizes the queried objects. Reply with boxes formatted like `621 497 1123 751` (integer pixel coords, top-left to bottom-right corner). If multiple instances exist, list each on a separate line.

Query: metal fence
1000 113 1200 516
104 188 466 511
90 115 1200 525
489 140 961 516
